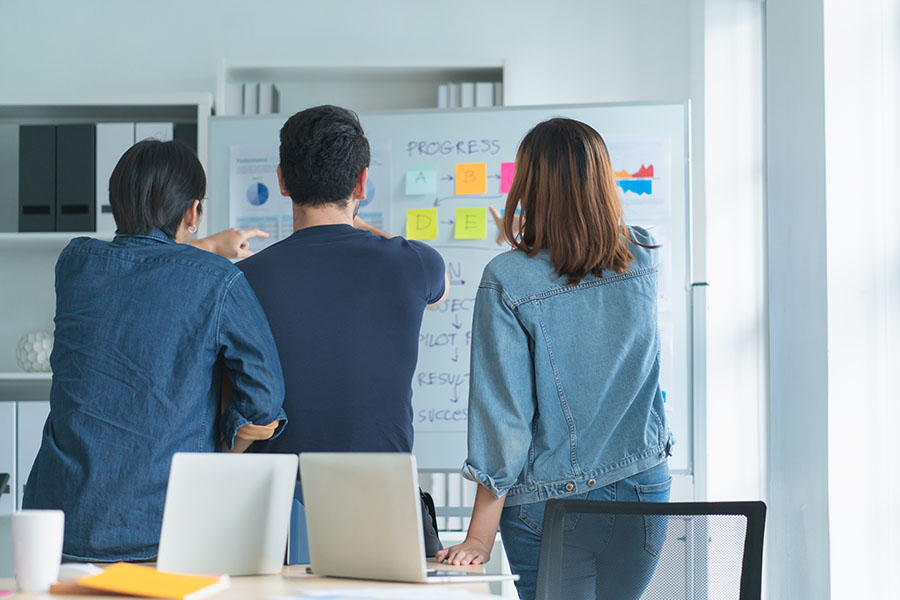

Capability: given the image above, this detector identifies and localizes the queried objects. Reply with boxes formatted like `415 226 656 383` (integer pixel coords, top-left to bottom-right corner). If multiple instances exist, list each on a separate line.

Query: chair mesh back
534 501 766 600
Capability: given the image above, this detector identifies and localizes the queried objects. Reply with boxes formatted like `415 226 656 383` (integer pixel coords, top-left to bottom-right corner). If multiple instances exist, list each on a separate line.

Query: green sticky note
406 208 438 240
406 165 438 195
455 207 487 240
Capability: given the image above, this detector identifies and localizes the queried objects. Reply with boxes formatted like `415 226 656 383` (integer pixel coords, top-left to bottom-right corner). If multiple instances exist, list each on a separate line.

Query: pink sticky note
500 162 516 193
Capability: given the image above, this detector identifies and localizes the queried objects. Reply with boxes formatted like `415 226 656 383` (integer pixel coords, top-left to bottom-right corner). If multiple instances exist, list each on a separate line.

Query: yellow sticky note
455 208 487 240
455 162 487 195
406 208 438 240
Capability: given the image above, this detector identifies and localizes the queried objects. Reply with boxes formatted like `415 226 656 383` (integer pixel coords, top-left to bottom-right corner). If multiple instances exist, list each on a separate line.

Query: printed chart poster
229 146 292 253
357 139 392 231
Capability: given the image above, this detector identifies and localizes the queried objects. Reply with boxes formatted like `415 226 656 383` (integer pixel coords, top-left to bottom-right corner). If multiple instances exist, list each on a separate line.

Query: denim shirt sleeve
462 282 536 498
217 273 287 449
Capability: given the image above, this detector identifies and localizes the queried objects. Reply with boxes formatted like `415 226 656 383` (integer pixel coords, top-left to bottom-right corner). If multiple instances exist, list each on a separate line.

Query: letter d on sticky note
406 208 438 240
455 208 487 240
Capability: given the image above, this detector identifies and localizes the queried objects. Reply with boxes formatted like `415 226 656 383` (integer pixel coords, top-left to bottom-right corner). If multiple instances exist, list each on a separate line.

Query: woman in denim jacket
23 140 287 562
437 118 672 599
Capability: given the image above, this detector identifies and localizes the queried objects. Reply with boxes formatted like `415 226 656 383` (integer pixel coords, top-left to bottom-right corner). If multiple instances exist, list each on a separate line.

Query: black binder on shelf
174 123 198 154
56 124 96 231
18 125 57 231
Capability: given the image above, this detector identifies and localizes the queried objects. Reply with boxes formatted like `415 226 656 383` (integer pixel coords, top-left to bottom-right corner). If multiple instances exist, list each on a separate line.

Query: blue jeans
499 461 671 600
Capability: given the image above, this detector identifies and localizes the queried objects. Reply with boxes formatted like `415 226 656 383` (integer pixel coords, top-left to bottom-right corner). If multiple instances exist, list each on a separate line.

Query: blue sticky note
406 165 438 195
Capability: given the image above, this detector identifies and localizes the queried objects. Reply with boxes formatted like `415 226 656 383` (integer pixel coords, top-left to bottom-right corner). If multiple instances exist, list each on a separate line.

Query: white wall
0 0 691 106
823 0 900 596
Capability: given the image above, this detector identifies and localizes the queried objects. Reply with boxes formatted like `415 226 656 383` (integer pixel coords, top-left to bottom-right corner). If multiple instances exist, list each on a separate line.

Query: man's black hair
109 139 205 238
279 105 370 206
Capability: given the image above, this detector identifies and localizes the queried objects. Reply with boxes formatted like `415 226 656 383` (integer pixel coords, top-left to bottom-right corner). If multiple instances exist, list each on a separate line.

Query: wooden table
0 561 496 598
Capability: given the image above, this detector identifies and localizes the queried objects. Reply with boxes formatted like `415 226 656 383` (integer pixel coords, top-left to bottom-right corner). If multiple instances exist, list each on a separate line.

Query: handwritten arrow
451 348 459 363
451 314 462 329
450 279 466 286
440 219 455 226
489 174 501 180
440 175 455 181
433 194 505 207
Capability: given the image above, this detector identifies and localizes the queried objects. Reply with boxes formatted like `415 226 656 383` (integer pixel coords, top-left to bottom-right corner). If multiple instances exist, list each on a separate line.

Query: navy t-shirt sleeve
408 240 446 304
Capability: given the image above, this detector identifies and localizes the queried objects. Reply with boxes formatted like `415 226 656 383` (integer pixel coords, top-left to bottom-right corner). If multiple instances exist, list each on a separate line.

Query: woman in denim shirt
23 140 287 562
438 119 672 599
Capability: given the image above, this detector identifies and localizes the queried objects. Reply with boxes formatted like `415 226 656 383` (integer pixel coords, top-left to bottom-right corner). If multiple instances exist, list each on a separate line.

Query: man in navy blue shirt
238 107 448 553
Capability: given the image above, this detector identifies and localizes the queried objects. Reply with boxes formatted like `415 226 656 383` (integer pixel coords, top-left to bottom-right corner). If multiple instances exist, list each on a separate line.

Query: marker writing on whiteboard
406 139 501 157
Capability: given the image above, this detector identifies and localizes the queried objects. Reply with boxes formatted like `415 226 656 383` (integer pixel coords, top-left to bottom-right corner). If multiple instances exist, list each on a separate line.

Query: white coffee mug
11 509 64 593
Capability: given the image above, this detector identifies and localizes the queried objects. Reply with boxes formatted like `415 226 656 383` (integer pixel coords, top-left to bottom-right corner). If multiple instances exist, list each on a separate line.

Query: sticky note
455 208 487 240
500 162 516 193
406 208 438 240
405 165 438 195
455 162 487 195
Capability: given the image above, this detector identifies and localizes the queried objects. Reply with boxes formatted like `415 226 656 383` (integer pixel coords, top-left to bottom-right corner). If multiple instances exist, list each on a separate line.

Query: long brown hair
503 118 650 285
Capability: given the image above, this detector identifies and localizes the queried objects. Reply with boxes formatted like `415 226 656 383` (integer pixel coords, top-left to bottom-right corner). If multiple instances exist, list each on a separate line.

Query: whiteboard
207 103 693 473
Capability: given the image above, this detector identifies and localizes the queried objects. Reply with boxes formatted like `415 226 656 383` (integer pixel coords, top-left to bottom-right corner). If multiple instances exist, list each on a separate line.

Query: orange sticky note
455 162 487 195
406 208 438 240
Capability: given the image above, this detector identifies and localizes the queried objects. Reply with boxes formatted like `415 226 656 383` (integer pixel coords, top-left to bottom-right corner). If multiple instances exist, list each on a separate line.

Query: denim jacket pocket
634 477 672 556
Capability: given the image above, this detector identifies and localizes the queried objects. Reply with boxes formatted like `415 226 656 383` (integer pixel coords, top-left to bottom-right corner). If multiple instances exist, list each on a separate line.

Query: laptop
299 452 518 584
157 453 298 576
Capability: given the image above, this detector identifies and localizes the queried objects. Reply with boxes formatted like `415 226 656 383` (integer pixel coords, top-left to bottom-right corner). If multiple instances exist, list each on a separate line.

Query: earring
188 225 197 233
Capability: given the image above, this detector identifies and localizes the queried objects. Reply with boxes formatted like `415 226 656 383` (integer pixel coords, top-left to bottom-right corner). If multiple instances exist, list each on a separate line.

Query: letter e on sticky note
406 208 438 240
455 162 487 195
455 208 487 240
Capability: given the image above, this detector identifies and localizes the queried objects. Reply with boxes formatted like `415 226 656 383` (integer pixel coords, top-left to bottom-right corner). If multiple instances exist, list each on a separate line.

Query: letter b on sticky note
455 162 487 195
406 208 437 240
455 208 487 240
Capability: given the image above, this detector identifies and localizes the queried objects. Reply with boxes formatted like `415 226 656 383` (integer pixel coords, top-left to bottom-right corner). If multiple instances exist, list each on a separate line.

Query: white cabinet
0 401 50 513
16 401 49 508
0 402 15 515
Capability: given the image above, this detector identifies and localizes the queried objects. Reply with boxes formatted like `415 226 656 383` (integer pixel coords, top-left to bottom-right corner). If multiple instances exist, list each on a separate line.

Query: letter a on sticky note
455 208 487 239
455 162 487 195
405 165 438 195
406 208 438 240
500 162 516 193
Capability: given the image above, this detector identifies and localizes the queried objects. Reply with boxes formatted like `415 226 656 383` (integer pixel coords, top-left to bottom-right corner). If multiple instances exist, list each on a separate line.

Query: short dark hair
279 105 370 206
109 139 205 238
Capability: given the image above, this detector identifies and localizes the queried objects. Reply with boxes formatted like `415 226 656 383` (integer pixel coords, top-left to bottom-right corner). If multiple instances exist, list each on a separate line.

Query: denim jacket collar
113 228 176 246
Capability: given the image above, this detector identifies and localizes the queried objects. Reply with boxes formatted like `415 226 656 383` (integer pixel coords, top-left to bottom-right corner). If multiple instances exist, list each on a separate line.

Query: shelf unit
215 60 505 115
0 93 213 236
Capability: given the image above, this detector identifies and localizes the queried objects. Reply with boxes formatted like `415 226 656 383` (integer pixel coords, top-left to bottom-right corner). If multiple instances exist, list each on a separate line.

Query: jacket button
587 479 596 487
565 482 574 492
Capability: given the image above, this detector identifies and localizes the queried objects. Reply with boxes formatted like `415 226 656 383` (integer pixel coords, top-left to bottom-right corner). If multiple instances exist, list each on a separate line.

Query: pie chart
246 182 269 206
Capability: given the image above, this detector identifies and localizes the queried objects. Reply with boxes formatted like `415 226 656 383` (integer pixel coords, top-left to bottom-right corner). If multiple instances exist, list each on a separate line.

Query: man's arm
219 373 282 453
217 276 287 451
353 215 392 239
189 228 270 258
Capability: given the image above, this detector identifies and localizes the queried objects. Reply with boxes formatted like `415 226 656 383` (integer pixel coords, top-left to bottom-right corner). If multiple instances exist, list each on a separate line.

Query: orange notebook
64 563 229 599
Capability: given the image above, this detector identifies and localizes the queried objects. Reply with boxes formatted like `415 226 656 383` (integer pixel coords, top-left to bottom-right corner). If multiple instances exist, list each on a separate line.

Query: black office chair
534 500 766 600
